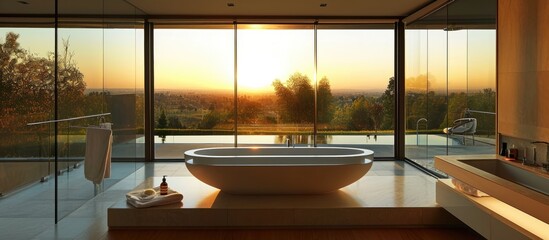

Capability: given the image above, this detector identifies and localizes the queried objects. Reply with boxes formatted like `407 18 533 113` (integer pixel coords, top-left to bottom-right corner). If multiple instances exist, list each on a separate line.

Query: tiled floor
1 161 466 239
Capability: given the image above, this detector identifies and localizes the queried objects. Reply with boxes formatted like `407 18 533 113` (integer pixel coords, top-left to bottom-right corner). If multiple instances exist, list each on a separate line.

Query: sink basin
459 159 549 195
435 154 549 224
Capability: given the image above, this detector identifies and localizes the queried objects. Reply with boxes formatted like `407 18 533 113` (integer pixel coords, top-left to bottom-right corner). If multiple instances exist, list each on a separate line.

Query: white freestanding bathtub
184 147 374 194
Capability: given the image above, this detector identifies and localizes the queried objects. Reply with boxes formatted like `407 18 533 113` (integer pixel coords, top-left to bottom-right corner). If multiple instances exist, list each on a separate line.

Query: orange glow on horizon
0 28 496 93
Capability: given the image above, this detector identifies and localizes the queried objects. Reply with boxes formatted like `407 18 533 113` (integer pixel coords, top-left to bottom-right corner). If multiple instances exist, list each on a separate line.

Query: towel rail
465 108 495 115
27 113 111 126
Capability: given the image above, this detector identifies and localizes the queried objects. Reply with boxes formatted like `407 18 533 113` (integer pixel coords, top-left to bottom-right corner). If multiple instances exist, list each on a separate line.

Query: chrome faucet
286 136 293 147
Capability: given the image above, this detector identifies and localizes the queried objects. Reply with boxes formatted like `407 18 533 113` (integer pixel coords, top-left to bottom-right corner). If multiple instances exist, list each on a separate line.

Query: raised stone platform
108 174 463 228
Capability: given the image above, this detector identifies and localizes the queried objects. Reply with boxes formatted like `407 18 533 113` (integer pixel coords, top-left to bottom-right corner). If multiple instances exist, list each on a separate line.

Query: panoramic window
317 25 395 158
153 23 396 159
154 26 235 159
236 24 315 147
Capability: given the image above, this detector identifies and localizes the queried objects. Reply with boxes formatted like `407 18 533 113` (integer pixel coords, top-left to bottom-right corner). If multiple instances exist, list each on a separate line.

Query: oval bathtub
184 147 374 194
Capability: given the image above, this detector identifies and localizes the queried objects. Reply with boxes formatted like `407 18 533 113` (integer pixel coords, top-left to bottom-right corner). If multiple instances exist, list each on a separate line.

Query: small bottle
499 142 507 156
508 144 518 159
160 175 168 195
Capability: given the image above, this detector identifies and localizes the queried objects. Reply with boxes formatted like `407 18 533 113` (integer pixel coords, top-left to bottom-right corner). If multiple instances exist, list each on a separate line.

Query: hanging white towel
84 127 112 185
99 123 112 178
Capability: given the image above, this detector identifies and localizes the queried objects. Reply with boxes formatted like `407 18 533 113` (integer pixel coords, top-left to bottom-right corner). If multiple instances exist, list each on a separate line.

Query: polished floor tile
1 161 452 239
0 218 53 240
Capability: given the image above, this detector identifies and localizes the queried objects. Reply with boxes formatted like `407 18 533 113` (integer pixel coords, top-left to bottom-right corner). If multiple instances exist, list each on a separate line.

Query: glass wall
153 23 396 159
154 25 235 158
0 1 144 223
0 1 57 222
0 26 55 198
53 19 144 219
405 0 497 173
237 24 315 147
317 25 395 157
103 26 145 161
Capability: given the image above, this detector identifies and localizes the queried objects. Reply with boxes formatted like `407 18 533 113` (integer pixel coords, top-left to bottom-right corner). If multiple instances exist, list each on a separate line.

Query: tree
157 110 167 128
168 116 183 129
331 104 351 130
369 102 384 135
379 77 394 130
1 32 87 156
237 95 261 124
199 111 221 129
467 88 496 135
439 92 467 129
317 76 334 124
57 38 86 119
348 96 371 130
1 32 85 130
272 72 334 124
273 72 314 123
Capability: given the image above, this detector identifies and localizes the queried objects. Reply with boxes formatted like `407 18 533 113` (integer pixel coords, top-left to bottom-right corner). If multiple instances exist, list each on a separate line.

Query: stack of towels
126 187 183 208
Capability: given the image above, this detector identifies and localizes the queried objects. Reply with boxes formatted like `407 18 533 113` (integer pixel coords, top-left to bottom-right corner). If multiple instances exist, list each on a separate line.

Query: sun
237 49 288 92
238 60 280 92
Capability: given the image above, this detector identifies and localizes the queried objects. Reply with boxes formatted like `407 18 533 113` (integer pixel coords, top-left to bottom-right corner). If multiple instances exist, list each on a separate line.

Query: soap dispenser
160 175 168 195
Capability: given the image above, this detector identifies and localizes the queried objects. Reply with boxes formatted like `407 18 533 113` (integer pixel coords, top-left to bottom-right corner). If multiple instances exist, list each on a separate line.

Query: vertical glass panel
405 6 449 172
405 28 449 169
154 25 234 159
55 26 103 219
102 23 145 191
104 26 145 161
0 26 55 223
405 29 429 161
236 24 314 147
405 0 497 174
0 1 55 233
52 0 144 221
447 29 468 155
53 21 143 220
465 30 496 148
317 25 395 157
425 29 448 160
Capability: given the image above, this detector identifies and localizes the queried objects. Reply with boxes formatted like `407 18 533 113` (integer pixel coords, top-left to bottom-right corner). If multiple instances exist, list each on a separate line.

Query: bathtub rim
185 158 373 166
184 146 374 158
184 146 374 166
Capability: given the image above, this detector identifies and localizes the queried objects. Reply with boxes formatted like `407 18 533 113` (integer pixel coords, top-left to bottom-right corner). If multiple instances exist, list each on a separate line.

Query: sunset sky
1 26 495 93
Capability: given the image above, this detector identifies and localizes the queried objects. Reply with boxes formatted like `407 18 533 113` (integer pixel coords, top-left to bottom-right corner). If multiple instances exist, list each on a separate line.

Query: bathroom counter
434 154 549 224
437 179 549 239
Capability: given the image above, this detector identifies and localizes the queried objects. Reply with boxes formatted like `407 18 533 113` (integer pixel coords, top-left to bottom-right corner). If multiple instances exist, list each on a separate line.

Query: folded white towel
84 127 112 185
126 187 183 208
452 178 489 197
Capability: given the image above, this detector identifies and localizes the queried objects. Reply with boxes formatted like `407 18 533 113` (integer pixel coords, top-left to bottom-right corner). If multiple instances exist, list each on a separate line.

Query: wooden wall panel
498 0 549 142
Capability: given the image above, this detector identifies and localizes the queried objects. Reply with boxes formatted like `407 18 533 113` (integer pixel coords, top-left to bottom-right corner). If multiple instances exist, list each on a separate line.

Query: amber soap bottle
160 175 168 195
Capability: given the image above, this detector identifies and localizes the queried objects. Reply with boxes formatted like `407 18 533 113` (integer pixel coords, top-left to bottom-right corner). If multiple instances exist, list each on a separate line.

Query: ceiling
409 0 496 28
127 0 434 17
0 0 435 18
